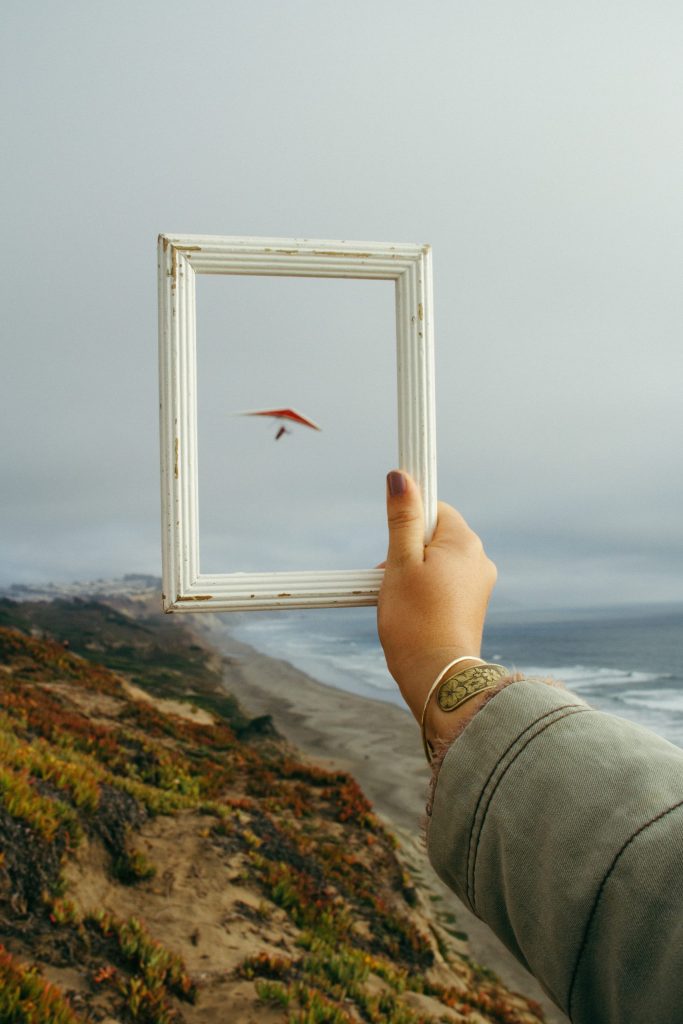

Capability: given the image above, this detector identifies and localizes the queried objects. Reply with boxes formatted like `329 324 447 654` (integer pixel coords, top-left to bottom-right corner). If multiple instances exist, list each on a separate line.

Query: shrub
0 944 83 1024
112 849 157 884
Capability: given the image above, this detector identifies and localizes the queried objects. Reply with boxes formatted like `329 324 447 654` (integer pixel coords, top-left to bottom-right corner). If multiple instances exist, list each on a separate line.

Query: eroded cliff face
0 599 546 1024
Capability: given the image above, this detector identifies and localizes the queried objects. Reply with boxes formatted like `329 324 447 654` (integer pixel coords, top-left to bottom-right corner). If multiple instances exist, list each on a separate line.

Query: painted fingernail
387 471 406 496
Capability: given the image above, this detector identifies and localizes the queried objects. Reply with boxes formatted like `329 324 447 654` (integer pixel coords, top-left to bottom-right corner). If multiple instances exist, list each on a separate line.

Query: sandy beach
196 615 569 1024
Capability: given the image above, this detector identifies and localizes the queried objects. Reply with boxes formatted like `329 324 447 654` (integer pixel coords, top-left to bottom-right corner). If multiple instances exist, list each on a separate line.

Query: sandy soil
195 616 570 1024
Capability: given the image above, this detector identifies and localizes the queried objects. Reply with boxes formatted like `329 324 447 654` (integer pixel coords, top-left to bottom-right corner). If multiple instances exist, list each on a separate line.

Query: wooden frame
158 234 436 612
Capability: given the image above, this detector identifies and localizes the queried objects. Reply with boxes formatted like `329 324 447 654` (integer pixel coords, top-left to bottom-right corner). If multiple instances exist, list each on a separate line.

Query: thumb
385 470 425 567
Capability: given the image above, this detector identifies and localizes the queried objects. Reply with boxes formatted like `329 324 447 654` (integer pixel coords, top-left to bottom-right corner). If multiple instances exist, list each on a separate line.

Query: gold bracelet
422 662 510 764
420 656 485 764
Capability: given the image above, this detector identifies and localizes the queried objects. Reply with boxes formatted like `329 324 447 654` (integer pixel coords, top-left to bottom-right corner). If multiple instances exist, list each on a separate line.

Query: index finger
426 501 481 555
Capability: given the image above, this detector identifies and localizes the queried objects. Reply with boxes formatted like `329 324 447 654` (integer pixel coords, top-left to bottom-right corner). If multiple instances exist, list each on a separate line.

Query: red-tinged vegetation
88 911 197 1002
0 602 547 1024
0 627 122 695
0 943 83 1024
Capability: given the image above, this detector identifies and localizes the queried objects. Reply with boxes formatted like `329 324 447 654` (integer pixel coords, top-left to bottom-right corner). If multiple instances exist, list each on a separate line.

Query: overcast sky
1 0 682 611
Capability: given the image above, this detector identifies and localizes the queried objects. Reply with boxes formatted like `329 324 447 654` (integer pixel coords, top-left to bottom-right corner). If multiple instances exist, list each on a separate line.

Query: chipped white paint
158 234 437 613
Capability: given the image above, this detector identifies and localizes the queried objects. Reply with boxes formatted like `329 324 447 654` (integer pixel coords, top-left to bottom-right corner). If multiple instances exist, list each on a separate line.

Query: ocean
230 602 683 749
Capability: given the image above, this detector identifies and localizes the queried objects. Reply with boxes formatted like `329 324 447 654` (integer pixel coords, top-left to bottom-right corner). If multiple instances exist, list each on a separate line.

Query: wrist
421 662 515 763
393 647 484 722
424 688 492 748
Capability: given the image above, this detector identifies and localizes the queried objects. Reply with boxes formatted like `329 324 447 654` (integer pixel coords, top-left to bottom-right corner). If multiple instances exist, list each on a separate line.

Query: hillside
0 598 546 1023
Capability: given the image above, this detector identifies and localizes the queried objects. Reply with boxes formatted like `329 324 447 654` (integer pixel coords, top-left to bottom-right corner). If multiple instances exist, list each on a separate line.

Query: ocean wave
619 689 683 714
321 650 396 691
212 615 683 746
515 664 662 689
230 621 397 700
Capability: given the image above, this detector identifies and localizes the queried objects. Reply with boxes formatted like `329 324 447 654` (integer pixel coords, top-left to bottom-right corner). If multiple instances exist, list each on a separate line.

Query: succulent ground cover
0 600 546 1023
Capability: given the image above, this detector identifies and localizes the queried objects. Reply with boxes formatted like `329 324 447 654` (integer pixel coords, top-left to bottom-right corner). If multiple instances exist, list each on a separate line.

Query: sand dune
196 615 570 1024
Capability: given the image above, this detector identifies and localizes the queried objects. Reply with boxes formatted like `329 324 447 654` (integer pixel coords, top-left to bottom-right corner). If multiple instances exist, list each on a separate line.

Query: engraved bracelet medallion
437 664 510 712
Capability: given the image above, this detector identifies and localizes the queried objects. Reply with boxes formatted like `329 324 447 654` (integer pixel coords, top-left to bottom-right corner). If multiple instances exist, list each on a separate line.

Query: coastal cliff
0 597 546 1023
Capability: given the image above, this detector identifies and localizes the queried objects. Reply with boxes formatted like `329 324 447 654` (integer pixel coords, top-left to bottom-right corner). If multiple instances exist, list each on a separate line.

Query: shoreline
195 614 569 1024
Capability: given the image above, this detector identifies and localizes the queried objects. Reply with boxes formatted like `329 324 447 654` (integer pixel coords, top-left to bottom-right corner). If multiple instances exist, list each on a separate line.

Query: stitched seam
425 674 525 824
567 797 683 1017
466 704 589 905
465 701 587 899
466 704 589 913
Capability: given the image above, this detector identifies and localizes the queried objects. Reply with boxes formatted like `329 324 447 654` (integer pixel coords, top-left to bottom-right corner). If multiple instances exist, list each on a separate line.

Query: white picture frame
158 234 437 613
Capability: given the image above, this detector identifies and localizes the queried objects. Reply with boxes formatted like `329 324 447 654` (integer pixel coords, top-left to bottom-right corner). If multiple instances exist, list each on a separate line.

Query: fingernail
387 471 406 496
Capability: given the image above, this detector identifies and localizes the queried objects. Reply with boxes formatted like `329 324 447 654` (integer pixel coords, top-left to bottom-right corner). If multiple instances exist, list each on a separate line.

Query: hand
377 470 498 727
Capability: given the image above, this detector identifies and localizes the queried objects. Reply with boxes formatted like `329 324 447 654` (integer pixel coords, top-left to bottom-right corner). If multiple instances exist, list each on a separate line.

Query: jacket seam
466 702 588 902
468 705 589 909
567 797 683 1017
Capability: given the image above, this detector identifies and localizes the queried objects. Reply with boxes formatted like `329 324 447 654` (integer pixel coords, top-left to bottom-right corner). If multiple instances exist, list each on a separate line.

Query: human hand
377 471 498 727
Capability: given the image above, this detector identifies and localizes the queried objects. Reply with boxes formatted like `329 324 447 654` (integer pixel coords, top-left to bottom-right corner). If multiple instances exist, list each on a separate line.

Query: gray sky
1 0 682 611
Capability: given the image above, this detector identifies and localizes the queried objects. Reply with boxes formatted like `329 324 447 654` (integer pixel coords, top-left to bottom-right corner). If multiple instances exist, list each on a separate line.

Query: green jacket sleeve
426 679 683 1023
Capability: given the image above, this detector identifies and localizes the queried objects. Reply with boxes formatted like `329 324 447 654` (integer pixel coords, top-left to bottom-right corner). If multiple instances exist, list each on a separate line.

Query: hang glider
238 408 322 441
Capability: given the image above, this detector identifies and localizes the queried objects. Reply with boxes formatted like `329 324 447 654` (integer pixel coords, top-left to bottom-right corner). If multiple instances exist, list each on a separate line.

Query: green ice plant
244 940 429 1024
89 912 196 1001
0 944 83 1024
0 763 78 844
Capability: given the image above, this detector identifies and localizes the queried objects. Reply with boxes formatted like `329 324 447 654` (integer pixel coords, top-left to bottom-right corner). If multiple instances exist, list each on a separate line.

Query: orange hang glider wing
240 408 322 431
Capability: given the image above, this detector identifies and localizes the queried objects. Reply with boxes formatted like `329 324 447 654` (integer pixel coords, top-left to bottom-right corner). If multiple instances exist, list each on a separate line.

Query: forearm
426 678 683 1023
